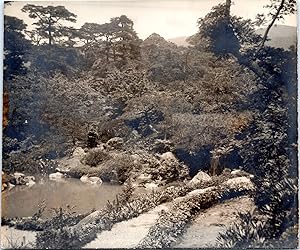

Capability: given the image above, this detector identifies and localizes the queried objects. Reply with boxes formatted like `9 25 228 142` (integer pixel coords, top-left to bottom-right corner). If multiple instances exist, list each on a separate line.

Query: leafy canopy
22 4 77 45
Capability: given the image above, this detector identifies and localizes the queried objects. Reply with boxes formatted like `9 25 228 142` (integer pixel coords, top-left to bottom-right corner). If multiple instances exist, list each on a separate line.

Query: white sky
4 0 298 39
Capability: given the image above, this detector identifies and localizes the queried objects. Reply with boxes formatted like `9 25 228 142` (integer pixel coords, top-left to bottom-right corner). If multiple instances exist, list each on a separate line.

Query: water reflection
2 177 122 218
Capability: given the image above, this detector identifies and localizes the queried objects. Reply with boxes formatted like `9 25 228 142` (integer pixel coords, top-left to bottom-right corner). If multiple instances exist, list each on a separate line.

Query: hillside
256 25 297 49
168 36 191 47
3 2 298 250
169 25 297 50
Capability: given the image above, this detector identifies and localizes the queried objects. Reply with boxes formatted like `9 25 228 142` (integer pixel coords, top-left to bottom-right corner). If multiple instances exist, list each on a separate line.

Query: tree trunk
225 0 231 17
258 0 285 51
209 155 221 176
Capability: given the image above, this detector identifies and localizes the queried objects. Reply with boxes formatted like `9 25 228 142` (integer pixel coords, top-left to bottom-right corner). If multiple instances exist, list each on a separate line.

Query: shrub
81 148 109 167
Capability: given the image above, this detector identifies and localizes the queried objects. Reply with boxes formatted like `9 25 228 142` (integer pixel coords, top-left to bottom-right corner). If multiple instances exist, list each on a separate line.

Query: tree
56 26 79 47
22 4 77 45
4 15 31 80
258 0 296 50
196 4 240 56
77 22 103 45
197 3 264 56
25 29 43 46
111 15 142 61
77 15 141 66
77 22 112 64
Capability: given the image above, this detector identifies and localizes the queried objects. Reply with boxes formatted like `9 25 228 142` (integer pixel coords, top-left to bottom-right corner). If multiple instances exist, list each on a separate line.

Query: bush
81 148 109 167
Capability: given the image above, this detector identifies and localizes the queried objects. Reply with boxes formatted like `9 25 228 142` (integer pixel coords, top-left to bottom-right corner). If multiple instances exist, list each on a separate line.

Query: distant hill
256 25 297 50
168 36 190 47
168 25 297 50
143 33 177 48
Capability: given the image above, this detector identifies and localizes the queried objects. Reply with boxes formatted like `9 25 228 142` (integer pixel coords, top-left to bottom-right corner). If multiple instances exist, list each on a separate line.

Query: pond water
1 177 123 219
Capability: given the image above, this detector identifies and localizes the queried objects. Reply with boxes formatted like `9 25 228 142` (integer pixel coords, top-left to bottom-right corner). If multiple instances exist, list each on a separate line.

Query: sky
4 0 298 40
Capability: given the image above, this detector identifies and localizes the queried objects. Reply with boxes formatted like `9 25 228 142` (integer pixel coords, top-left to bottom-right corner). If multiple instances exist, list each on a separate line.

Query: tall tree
196 4 240 56
22 4 77 45
77 22 103 45
225 0 231 18
111 15 142 61
77 15 141 65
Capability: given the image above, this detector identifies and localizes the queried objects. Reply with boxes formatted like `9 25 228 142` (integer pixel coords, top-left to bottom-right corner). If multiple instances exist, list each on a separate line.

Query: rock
24 176 35 182
153 139 174 153
55 167 70 174
225 177 254 190
73 210 102 230
144 183 159 189
13 172 25 178
73 147 86 157
13 172 26 185
136 174 152 183
89 177 102 185
49 172 65 181
231 169 243 176
9 173 35 186
80 175 102 185
80 175 89 183
2 172 15 184
190 171 212 185
187 187 216 197
26 180 35 187
231 169 253 178
8 183 15 189
57 154 88 176
106 137 124 149
131 154 141 164
159 152 177 161
2 183 7 191
222 168 231 175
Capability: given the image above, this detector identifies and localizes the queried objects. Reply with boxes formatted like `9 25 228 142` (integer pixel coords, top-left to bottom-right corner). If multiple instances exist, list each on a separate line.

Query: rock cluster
2 171 36 191
54 142 189 187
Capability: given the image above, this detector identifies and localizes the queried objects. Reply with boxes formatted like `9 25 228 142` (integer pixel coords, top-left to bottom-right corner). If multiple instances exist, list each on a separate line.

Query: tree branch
258 0 285 51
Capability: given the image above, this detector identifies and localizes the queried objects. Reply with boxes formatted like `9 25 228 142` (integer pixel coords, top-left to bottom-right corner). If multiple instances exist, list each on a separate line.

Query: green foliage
22 4 77 45
197 4 240 56
196 4 262 56
81 148 109 167
141 33 186 83
4 15 31 80
217 212 269 248
78 15 142 66
218 46 297 248
28 45 86 75
36 206 84 249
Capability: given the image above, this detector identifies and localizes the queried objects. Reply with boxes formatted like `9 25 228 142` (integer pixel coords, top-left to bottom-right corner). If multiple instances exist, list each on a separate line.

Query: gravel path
83 203 169 249
174 196 255 248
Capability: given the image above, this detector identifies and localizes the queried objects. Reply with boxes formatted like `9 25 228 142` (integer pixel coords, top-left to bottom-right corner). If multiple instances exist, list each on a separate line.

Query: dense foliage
4 15 31 80
3 1 298 248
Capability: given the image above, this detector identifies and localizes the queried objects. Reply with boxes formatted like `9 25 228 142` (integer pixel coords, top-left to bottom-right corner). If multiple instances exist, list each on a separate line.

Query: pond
1 177 123 219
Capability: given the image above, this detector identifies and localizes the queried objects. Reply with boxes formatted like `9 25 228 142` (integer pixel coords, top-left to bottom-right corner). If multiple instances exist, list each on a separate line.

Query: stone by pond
1 177 122 219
